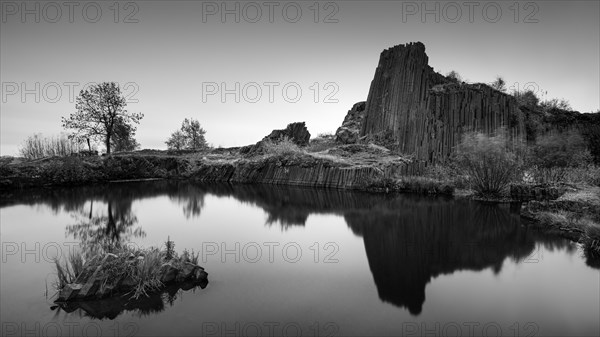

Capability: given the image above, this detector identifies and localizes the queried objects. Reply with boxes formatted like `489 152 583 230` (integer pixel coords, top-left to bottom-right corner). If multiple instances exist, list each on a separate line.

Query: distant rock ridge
338 42 525 172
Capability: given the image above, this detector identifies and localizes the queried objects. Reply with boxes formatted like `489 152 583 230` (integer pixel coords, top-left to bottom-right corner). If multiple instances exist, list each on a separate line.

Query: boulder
176 262 199 282
240 122 311 156
159 262 179 284
335 102 366 144
57 283 83 302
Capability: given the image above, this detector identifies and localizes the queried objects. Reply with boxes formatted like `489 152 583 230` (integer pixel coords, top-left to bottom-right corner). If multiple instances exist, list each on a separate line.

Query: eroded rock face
264 122 311 146
360 42 525 168
335 102 366 144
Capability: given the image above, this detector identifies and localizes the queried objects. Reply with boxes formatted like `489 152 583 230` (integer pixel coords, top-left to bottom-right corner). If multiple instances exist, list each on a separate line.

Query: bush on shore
19 134 87 159
360 176 454 195
452 130 523 197
262 136 304 156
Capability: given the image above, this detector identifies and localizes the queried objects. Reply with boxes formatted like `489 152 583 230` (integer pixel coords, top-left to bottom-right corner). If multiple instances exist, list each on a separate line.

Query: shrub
526 130 593 184
423 164 469 189
528 130 591 169
490 76 506 92
513 89 539 108
19 134 86 159
446 70 463 83
262 136 303 156
452 130 523 197
307 133 336 153
540 98 572 112
359 176 454 195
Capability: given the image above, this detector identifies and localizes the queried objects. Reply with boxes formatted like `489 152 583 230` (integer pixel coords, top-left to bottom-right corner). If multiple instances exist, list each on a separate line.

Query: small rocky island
54 241 208 311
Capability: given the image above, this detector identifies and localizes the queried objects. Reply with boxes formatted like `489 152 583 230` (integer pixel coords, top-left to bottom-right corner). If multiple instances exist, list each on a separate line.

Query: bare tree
491 76 506 92
62 82 144 154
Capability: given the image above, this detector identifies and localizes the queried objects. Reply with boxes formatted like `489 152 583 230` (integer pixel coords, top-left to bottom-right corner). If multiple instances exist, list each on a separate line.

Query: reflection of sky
0 186 598 336
2 1 599 156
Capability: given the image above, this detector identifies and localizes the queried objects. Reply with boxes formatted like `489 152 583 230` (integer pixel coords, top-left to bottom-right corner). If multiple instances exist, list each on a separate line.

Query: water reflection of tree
66 199 145 254
168 184 205 219
1 180 209 220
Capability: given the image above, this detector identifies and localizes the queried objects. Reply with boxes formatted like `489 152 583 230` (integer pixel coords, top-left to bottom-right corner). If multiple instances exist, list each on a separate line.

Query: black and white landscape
1 1 599 336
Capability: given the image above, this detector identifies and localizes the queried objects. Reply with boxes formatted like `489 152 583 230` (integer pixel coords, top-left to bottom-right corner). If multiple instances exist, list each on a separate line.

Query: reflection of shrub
453 130 522 197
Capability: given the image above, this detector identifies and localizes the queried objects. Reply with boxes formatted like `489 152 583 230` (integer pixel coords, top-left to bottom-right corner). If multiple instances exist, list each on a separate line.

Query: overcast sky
1 0 599 155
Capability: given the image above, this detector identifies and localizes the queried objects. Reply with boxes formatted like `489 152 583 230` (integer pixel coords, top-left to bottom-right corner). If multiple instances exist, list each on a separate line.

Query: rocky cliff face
358 42 525 169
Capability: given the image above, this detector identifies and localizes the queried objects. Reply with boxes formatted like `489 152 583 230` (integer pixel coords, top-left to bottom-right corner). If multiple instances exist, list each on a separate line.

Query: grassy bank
522 186 600 262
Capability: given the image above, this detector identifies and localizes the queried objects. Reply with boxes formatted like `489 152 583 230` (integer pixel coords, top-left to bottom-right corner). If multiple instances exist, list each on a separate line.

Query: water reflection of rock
346 200 537 315
199 184 575 315
1 182 577 316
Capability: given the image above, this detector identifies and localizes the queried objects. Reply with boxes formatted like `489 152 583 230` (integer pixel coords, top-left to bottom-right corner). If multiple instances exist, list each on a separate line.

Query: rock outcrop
193 153 386 189
264 122 311 146
240 122 312 155
360 42 525 171
335 102 366 144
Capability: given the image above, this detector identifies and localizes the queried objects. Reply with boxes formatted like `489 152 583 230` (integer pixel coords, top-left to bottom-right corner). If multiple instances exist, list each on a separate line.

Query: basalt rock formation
340 42 525 172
